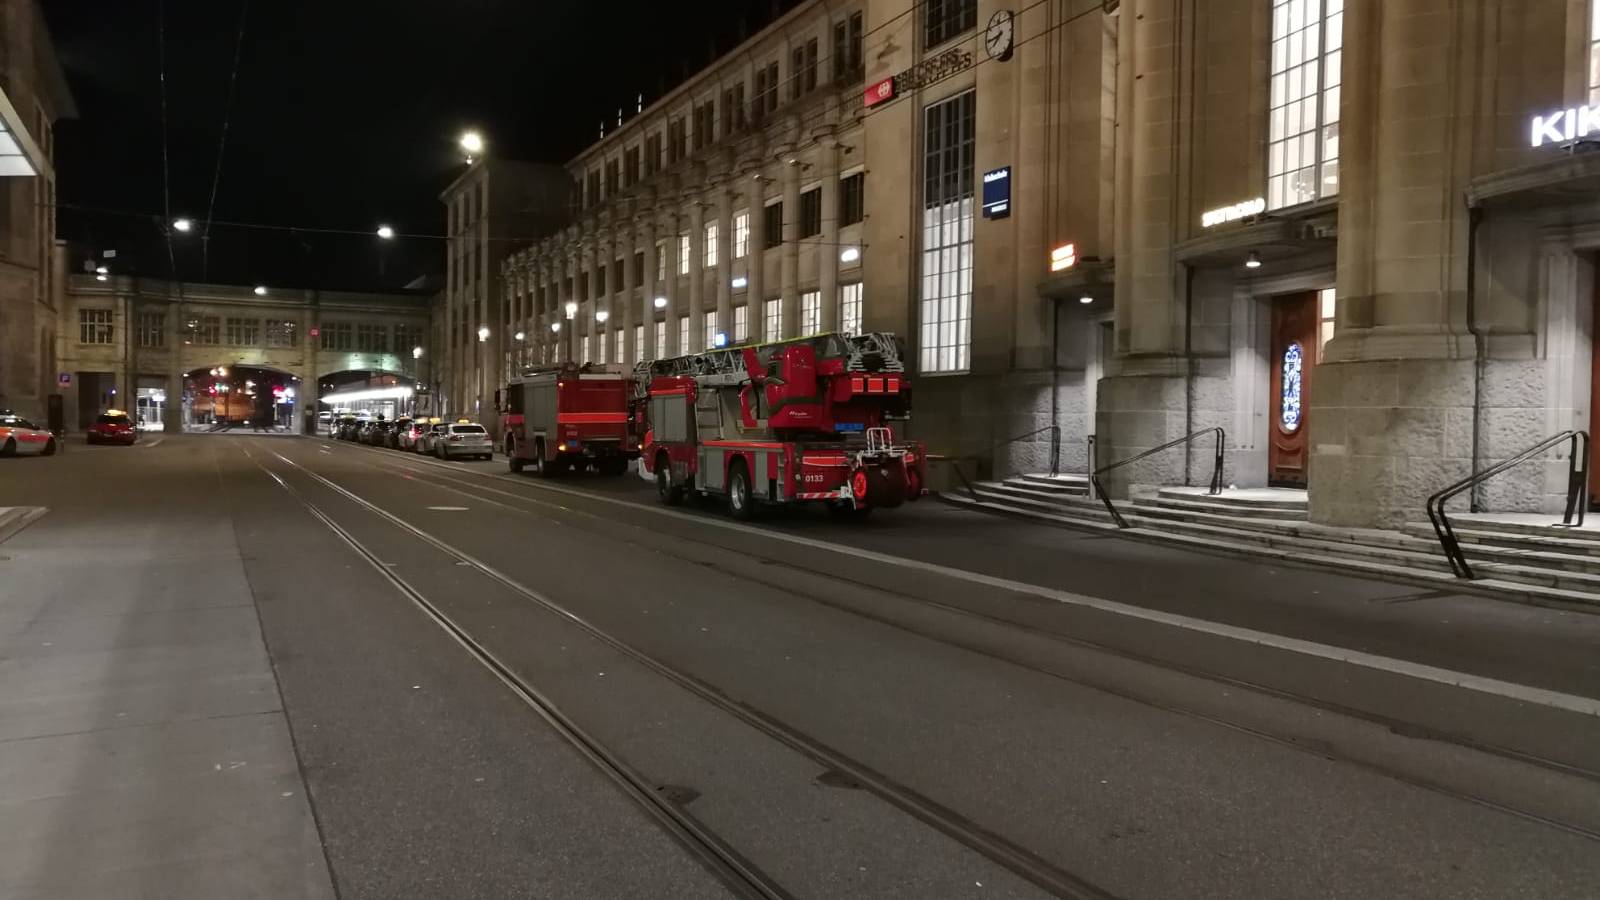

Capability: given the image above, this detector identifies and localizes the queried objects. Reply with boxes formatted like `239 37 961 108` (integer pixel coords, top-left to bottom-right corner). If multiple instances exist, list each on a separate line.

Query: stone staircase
943 477 1600 609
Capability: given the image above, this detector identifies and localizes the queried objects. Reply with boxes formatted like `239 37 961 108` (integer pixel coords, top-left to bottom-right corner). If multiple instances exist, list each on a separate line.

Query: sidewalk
0 440 333 899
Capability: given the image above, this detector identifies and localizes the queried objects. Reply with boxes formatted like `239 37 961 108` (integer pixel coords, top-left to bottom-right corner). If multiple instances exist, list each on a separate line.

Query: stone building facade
0 0 73 421
471 0 1600 530
60 274 431 431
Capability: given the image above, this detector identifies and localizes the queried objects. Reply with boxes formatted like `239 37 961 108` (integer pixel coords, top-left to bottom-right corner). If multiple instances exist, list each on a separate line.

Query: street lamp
550 322 562 333
477 325 490 342
172 217 193 233
840 246 861 263
514 330 526 341
412 345 424 359
460 130 484 162
653 296 668 309
254 285 268 296
595 309 610 323
377 225 395 240
564 301 577 319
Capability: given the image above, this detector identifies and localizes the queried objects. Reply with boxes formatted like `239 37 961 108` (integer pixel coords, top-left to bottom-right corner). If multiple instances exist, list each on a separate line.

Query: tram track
254 443 1121 900
314 439 1600 843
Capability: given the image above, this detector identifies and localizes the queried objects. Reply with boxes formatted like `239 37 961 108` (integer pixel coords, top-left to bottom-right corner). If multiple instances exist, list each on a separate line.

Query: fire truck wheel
507 442 524 473
727 461 756 520
656 455 684 505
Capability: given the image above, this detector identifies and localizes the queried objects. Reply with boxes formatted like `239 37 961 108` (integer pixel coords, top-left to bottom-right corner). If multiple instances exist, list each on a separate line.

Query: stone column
781 156 801 338
587 242 602 364
641 214 658 362
689 200 706 354
163 289 183 433
565 249 579 364
749 174 767 340
715 184 733 341
621 221 636 365
667 211 682 356
818 140 841 332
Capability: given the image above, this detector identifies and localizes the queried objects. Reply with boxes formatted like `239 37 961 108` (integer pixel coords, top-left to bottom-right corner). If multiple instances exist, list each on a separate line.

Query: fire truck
636 332 925 519
501 363 637 477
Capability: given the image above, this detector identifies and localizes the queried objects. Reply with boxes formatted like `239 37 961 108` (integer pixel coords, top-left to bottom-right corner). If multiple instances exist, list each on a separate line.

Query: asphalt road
4 432 1600 899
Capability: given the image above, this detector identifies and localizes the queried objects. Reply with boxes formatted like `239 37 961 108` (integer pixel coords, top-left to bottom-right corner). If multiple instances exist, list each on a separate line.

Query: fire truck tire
507 440 524 473
727 461 757 520
656 455 684 505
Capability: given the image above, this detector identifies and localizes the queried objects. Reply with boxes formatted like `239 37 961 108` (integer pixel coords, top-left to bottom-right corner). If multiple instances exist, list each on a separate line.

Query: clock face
985 10 1015 61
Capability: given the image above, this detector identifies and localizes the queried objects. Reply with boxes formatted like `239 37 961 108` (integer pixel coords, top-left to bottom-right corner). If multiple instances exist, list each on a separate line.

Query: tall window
1317 288 1336 362
624 147 640 186
1591 3 1600 105
791 38 818 100
840 172 865 226
225 317 260 346
267 320 297 349
645 133 662 175
1268 0 1342 210
926 0 977 48
138 310 165 348
582 335 592 365
799 188 822 237
395 324 422 354
678 315 691 353
705 222 719 268
841 282 863 336
321 321 352 351
678 234 691 274
79 308 113 344
613 330 623 364
734 212 750 258
754 61 779 119
693 102 715 150
920 90 976 374
669 117 687 162
656 242 667 280
734 304 749 341
355 322 388 353
834 12 864 82
764 298 782 342
800 290 821 335
705 315 718 349
656 320 667 358
723 84 747 135
634 324 644 364
613 257 624 290
586 171 601 208
764 202 783 249
605 159 620 196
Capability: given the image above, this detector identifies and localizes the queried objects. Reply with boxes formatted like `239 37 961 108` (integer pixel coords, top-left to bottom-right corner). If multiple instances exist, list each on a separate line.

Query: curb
0 506 48 545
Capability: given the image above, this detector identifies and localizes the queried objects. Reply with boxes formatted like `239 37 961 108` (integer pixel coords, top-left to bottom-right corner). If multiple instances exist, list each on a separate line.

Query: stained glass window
1280 343 1304 432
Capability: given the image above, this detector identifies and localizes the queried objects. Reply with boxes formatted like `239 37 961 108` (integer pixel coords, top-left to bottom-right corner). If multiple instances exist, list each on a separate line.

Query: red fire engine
636 332 925 519
501 363 637 476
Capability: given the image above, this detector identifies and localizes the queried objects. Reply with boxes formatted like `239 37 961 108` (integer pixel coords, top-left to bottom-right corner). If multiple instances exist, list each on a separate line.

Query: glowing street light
412 345 424 359
95 266 108 275
653 296 668 309
564 301 577 319
460 130 485 161
595 309 610 323
253 286 268 296
477 325 490 342
172 217 194 233
514 330 526 341
550 321 562 333
377 225 395 240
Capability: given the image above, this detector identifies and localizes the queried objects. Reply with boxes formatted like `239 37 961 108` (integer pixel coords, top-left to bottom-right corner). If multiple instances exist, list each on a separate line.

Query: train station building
460 0 1600 534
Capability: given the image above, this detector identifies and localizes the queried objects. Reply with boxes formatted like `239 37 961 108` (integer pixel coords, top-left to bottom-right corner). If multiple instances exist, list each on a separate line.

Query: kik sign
1530 106 1600 148
982 167 1012 219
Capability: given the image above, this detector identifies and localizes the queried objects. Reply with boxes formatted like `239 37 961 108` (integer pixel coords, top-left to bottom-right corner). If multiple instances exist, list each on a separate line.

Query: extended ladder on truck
636 332 925 520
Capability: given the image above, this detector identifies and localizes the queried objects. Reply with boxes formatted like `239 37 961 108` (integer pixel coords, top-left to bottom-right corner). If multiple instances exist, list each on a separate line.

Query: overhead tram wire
201 0 252 281
156 0 177 280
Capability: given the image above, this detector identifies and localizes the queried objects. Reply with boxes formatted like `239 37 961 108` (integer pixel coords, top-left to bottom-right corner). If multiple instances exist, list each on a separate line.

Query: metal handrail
1426 430 1588 579
994 424 1061 478
1090 427 1225 528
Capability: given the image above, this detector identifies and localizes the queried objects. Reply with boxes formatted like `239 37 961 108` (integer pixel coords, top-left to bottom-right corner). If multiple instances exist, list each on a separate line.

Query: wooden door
1269 292 1318 487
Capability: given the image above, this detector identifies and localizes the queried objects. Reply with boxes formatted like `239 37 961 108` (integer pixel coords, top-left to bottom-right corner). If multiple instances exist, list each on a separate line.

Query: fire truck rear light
851 376 865 393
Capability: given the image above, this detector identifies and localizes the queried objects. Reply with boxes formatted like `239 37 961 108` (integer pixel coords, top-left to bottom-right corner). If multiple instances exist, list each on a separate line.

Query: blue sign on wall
982 166 1012 219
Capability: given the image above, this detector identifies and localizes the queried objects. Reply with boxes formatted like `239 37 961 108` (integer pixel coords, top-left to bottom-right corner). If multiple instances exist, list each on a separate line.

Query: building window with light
800 290 821 335
613 331 623 364
920 90 975 374
1317 288 1336 362
655 242 667 281
841 282 863 336
266 320 297 349
764 298 782 342
634 324 644 364
678 234 691 275
705 222 719 268
79 308 113 345
734 212 749 258
705 315 717 349
197 315 225 346
734 304 748 341
678 315 691 354
655 320 667 359
1268 0 1342 210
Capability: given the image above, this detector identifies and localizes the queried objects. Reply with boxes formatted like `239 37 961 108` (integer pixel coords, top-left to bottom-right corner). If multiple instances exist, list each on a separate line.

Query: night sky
46 0 799 293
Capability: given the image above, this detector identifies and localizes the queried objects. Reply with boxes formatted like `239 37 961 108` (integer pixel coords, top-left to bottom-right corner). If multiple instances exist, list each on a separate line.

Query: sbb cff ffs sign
864 77 896 108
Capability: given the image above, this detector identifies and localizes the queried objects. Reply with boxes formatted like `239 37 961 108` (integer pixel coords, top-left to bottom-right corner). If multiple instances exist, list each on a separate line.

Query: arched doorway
183 364 303 431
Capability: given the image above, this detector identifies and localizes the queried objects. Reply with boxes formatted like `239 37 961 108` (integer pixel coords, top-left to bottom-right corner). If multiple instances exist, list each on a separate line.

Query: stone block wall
910 369 1089 482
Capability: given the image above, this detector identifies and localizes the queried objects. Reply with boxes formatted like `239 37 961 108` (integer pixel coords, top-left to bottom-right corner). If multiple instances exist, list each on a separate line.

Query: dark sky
46 0 800 293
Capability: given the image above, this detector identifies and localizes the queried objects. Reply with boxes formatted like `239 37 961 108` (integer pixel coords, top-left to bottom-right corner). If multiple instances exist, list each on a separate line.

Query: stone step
1134 495 1307 523
943 491 1116 532
1398 524 1600 574
1400 519 1600 551
1014 473 1090 495
976 481 1105 511
1155 486 1308 511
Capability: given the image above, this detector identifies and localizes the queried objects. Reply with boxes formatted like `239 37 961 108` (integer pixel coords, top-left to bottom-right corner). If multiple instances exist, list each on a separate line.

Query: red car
87 411 138 445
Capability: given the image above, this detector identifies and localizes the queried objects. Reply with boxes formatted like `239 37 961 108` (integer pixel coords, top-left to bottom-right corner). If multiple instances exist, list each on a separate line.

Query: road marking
319 441 1600 717
425 506 469 511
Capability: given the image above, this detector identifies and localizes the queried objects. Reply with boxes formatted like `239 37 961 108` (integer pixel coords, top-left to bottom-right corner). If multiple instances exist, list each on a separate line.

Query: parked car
364 420 393 446
86 411 137 445
335 415 359 440
434 421 493 460
398 418 430 452
0 412 57 457
419 421 450 455
386 417 413 449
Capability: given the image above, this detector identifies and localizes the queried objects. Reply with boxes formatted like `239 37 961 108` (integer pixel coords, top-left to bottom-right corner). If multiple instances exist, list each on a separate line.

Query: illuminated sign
1201 197 1266 228
1049 243 1077 273
1530 106 1600 147
864 78 896 108
982 167 1012 219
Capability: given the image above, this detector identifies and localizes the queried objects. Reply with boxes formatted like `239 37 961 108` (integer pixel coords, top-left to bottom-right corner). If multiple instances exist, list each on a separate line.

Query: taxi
86 410 138 445
399 417 433 452
434 419 493 461
0 411 57 457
